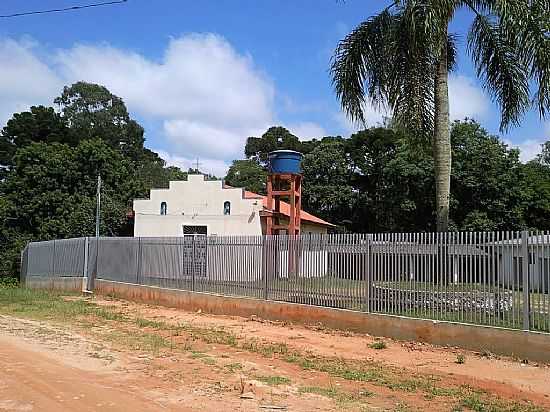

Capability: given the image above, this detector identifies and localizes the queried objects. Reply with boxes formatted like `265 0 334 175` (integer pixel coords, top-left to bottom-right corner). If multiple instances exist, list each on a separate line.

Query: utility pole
87 174 102 294
95 174 101 237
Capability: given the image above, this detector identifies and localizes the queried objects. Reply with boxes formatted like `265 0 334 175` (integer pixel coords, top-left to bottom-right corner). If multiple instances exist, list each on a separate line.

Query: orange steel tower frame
265 173 302 235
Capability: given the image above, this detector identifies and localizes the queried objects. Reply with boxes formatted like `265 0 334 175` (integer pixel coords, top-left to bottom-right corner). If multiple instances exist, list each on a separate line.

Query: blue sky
1 0 548 175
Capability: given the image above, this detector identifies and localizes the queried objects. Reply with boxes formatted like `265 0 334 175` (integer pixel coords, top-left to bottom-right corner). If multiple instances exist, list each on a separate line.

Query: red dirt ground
1 296 549 411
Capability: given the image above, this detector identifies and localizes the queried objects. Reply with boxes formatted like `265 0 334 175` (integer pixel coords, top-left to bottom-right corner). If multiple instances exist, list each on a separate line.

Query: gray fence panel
21 231 550 333
96 237 139 283
52 238 86 277
26 241 55 277
139 237 189 289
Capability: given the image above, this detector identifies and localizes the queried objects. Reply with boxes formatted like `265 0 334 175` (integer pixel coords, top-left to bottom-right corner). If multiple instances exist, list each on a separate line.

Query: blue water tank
268 150 303 174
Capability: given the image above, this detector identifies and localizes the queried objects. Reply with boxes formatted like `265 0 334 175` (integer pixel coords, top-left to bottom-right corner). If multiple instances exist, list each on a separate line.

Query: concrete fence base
25 277 550 363
26 276 84 291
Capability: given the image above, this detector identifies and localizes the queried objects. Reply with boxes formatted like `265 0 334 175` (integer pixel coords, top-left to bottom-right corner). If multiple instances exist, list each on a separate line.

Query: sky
0 0 548 176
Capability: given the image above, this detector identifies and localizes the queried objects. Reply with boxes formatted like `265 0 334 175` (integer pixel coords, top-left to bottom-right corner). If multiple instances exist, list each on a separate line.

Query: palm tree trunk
433 42 451 232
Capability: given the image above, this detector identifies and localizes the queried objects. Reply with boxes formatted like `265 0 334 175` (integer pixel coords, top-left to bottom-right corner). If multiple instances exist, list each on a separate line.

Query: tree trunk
433 42 451 232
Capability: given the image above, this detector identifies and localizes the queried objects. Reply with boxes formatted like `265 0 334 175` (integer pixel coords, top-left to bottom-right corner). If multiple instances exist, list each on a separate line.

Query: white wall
134 175 264 237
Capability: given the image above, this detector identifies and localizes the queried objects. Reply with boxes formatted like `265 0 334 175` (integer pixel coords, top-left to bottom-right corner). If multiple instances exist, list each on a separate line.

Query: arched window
223 201 231 216
160 202 167 216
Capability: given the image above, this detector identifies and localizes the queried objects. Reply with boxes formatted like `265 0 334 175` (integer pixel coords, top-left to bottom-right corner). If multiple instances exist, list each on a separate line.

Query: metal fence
21 231 550 333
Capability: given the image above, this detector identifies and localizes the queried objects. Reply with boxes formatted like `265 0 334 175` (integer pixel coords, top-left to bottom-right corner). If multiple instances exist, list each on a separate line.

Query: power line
0 0 128 18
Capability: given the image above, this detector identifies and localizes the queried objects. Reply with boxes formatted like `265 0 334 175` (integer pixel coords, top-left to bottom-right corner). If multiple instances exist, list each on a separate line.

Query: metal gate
182 226 207 279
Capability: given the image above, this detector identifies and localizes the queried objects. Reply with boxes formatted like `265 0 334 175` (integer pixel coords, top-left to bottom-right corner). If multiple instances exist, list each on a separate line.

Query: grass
299 385 372 406
0 277 19 289
369 340 387 350
458 390 544 412
0 287 126 323
135 317 167 329
0 287 544 412
256 375 291 386
456 354 466 364
224 362 243 373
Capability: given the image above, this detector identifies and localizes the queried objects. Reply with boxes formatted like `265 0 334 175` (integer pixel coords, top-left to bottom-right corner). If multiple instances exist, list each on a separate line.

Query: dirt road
0 294 549 411
0 335 171 412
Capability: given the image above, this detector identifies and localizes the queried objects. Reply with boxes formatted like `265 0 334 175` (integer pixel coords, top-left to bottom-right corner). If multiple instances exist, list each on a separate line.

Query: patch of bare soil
1 296 549 412
92 297 550 409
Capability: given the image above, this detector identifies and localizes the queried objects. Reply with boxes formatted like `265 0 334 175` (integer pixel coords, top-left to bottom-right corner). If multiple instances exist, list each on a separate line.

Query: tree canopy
330 1 550 231
229 121 550 233
0 82 187 278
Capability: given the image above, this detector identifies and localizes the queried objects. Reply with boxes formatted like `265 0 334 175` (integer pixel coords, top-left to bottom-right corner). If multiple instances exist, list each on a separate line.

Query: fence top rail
24 231 550 248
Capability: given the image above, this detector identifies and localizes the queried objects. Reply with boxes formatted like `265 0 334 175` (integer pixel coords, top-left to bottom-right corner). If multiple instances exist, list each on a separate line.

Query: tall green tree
0 82 189 279
245 126 311 166
302 138 355 228
55 81 146 160
0 106 71 178
346 128 434 232
331 1 550 231
0 139 142 277
521 160 550 230
225 159 267 194
450 120 525 230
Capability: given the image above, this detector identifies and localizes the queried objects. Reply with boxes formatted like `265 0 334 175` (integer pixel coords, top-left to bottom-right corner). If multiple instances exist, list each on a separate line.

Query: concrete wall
95 279 550 363
134 175 264 237
26 276 84 292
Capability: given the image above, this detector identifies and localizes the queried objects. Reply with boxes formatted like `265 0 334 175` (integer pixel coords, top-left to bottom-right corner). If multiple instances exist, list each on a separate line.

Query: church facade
133 174 333 237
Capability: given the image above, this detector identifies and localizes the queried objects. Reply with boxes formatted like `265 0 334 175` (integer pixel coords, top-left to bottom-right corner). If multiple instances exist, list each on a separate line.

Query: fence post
19 245 27 286
192 235 196 292
365 234 372 313
136 237 142 285
87 237 100 292
82 237 89 292
51 239 56 277
521 230 530 331
263 236 269 300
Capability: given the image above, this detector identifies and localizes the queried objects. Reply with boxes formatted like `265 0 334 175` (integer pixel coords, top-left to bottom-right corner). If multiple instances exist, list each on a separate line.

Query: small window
223 201 231 216
160 202 167 216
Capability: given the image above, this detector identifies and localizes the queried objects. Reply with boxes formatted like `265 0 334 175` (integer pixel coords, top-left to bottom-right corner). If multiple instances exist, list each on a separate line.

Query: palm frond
465 0 549 121
332 3 455 137
330 10 397 125
447 33 458 72
468 14 530 130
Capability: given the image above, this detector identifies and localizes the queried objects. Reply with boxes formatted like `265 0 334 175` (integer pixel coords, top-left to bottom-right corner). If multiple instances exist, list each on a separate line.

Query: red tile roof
243 190 334 227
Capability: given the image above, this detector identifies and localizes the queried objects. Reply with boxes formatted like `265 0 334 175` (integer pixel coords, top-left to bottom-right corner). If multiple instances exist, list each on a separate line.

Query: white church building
132 174 333 237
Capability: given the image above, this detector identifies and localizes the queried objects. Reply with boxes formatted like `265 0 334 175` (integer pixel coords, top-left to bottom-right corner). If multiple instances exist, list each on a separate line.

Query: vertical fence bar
263 236 268 300
24 231 549 333
83 237 89 278
365 234 371 313
522 230 530 330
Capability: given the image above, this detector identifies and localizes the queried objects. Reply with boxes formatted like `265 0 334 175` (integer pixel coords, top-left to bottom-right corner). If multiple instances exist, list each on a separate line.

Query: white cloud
335 101 390 136
332 75 488 136
287 122 327 140
155 149 230 178
505 139 544 162
0 39 62 124
448 75 490 121
0 35 274 175
504 122 549 163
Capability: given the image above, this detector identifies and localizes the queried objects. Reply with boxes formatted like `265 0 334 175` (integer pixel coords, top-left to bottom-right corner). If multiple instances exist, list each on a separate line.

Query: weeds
369 340 387 350
456 354 466 364
0 277 19 289
0 288 544 412
256 375 291 386
224 362 243 373
458 391 544 412
299 384 372 406
135 317 166 329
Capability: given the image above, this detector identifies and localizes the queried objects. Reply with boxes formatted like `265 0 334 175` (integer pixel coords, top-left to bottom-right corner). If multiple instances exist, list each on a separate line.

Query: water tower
265 150 303 236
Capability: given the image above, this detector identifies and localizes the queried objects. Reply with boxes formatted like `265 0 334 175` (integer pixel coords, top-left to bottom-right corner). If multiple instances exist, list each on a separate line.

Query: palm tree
331 1 549 231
